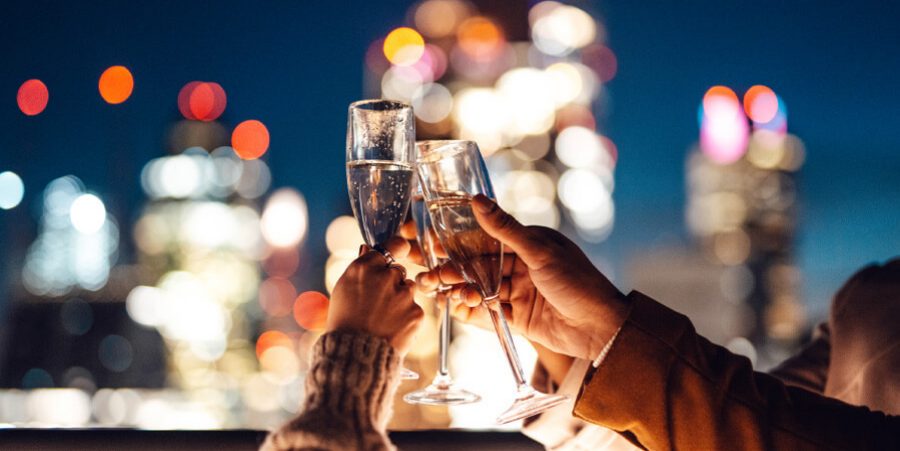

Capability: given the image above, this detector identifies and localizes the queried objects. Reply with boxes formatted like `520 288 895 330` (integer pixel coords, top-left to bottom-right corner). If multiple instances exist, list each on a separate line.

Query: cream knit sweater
260 330 401 451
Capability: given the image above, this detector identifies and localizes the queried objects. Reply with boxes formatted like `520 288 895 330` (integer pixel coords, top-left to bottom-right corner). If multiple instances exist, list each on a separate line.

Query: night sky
2 0 898 318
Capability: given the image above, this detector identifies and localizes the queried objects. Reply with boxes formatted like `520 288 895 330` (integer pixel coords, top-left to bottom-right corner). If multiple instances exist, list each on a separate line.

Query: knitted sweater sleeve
260 330 401 451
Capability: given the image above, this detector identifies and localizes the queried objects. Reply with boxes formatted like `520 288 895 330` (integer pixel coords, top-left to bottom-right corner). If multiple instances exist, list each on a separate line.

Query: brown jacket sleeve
573 291 900 451
768 322 830 394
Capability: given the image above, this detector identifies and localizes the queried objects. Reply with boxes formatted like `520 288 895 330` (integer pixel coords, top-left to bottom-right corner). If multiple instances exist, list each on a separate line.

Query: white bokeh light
0 171 25 210
69 194 107 234
261 188 308 248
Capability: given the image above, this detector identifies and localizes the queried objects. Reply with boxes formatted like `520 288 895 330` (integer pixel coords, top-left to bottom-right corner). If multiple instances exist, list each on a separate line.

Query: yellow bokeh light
383 27 425 66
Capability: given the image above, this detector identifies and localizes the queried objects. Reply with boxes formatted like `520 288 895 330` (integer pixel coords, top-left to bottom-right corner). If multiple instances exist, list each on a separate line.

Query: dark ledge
0 428 543 450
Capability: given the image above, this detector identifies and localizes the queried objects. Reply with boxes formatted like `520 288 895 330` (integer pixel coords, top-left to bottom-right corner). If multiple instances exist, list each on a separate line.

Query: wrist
585 289 630 360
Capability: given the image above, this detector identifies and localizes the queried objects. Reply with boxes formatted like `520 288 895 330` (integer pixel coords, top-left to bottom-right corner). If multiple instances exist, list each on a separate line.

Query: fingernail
473 194 495 214
358 244 368 256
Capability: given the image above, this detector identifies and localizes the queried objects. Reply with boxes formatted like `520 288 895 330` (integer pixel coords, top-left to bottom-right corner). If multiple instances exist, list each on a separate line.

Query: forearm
261 330 401 451
574 291 900 451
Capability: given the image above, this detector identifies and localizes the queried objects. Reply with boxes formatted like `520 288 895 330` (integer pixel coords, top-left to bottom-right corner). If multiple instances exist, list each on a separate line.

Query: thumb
471 194 545 268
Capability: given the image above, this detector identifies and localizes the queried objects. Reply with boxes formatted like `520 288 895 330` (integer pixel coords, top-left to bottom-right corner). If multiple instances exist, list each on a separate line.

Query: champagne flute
416 140 566 423
403 152 481 405
346 99 418 380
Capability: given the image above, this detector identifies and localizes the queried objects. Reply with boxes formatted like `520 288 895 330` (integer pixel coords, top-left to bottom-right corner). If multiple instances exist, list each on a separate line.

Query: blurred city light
743 85 779 124
383 27 426 66
260 188 308 248
0 171 25 210
69 194 107 234
98 66 134 104
17 79 49 116
700 85 749 165
232 120 270 160
178 81 227 122
293 291 329 331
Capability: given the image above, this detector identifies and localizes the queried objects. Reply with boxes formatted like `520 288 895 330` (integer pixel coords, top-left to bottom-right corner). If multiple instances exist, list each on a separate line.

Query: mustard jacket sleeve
573 291 900 451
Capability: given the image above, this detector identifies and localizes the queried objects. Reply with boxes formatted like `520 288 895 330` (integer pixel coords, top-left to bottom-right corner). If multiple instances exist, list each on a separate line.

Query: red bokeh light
293 291 329 331
743 85 779 124
232 120 270 160
582 44 618 83
98 66 134 104
17 79 49 116
255 330 292 359
177 81 226 121
258 277 297 317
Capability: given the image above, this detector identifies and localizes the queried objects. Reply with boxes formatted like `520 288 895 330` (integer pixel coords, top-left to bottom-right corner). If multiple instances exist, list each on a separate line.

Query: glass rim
415 140 477 164
349 98 411 111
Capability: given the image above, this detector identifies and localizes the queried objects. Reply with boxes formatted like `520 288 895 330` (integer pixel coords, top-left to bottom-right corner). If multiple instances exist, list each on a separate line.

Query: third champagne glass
404 142 481 405
346 99 418 380
416 140 566 423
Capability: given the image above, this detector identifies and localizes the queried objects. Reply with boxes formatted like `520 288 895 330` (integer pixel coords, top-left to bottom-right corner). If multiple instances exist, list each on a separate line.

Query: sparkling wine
412 194 445 270
347 160 414 248
427 195 503 299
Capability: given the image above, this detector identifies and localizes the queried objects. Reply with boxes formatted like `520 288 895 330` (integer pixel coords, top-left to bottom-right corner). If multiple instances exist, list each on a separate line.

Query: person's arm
768 322 830 393
262 242 423 451
260 330 400 451
574 291 900 451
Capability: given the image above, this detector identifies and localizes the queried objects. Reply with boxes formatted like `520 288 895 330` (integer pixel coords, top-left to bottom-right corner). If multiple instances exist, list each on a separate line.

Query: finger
399 220 418 240
471 194 545 268
383 236 412 260
355 249 389 267
499 279 511 301
451 284 482 308
405 242 426 267
438 264 466 285
502 253 515 277
429 229 449 259
416 270 442 293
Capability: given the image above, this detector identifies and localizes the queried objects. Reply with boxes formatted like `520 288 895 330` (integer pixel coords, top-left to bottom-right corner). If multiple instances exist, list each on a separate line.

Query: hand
327 237 425 355
420 195 630 361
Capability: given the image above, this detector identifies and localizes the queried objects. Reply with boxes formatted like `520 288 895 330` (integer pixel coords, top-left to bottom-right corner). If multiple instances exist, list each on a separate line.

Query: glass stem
437 287 451 378
483 296 532 397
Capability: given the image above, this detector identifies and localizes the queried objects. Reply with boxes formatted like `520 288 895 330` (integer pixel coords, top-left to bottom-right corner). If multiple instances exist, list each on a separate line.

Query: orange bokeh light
98 66 134 104
258 277 297 317
17 79 49 116
743 85 779 123
383 27 425 66
232 119 270 160
457 16 504 59
255 330 292 359
702 85 740 119
177 81 226 121
293 291 329 331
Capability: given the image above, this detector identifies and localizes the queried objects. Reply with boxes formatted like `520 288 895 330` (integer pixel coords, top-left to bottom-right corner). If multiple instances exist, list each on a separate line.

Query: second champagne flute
416 140 567 423
403 159 481 405
346 99 418 380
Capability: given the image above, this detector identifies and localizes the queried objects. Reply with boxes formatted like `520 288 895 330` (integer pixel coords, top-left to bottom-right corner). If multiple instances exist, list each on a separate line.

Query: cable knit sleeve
260 330 401 451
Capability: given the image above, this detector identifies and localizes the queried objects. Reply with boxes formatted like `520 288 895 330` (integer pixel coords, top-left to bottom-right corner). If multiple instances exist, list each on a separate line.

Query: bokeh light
531 4 597 56
260 188 308 248
255 330 292 360
98 66 134 104
743 85 779 124
232 120 270 160
383 27 425 66
17 79 49 116
700 85 749 165
457 17 505 60
414 0 471 38
69 193 107 234
325 215 364 254
178 81 227 121
0 171 25 210
293 291 329 331
258 277 296 317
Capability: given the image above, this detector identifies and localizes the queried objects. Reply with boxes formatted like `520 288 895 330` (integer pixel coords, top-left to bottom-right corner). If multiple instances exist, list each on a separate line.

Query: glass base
403 376 481 405
496 390 567 424
400 367 420 380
